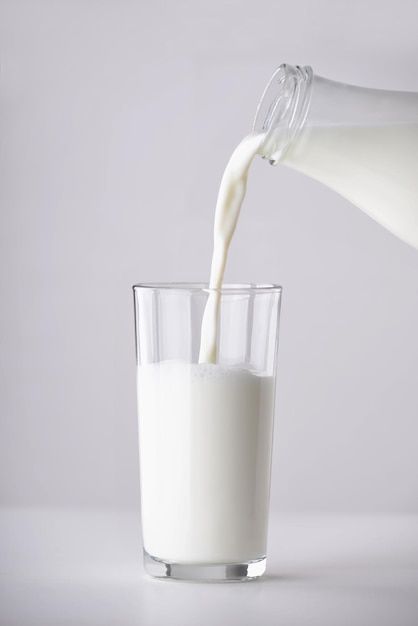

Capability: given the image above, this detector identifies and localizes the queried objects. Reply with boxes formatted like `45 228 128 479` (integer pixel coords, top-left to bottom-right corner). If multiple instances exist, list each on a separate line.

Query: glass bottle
253 64 418 249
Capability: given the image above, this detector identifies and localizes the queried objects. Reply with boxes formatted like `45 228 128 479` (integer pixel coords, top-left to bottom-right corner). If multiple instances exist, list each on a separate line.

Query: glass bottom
143 549 266 582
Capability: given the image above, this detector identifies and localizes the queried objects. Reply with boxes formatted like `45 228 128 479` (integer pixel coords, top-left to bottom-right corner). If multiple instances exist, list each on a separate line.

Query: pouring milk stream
198 133 265 363
199 64 418 363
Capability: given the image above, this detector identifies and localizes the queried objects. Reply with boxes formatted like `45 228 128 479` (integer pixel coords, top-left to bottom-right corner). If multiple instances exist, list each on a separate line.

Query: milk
282 124 418 249
199 133 265 363
138 360 275 564
137 132 275 568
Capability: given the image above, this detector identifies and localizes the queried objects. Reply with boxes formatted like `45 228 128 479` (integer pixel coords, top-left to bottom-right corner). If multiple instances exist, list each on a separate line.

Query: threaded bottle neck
253 64 313 164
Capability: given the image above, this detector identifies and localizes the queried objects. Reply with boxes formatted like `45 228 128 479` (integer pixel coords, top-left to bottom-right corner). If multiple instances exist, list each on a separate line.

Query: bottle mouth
253 64 313 164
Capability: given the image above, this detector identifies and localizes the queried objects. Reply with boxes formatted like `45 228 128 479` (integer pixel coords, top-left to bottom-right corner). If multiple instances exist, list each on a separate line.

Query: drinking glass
133 282 282 581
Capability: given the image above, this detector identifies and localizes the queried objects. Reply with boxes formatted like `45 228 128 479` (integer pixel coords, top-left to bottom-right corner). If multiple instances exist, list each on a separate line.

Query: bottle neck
253 64 313 164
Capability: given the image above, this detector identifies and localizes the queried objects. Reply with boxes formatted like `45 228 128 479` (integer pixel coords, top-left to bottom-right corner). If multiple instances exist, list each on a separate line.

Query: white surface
1 509 418 626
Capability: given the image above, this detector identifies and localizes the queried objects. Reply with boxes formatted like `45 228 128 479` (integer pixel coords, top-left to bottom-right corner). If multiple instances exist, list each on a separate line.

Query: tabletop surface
1 509 418 626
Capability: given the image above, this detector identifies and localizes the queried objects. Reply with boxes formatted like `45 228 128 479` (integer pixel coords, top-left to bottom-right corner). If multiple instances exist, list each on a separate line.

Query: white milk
282 124 418 249
199 133 265 363
138 360 275 564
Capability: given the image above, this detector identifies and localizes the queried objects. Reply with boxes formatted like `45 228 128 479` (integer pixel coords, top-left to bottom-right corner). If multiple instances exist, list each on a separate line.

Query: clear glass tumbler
133 283 282 581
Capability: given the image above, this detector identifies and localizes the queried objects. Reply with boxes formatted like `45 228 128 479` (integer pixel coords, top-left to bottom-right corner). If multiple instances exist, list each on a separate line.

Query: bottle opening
253 64 313 164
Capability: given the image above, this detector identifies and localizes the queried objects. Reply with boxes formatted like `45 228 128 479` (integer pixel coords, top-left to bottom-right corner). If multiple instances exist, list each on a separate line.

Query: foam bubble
139 360 259 381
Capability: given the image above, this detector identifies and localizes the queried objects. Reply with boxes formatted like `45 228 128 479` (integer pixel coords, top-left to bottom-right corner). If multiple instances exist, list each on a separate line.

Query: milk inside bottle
255 64 418 249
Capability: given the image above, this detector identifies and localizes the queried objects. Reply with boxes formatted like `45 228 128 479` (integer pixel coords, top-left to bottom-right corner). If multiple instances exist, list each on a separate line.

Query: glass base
143 549 266 582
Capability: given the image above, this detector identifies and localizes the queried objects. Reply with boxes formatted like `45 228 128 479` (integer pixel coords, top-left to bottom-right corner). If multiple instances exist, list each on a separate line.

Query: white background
1 2 418 625
1 0 418 517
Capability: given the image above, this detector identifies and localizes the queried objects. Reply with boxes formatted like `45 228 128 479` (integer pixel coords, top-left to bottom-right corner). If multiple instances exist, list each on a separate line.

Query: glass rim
132 282 282 294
